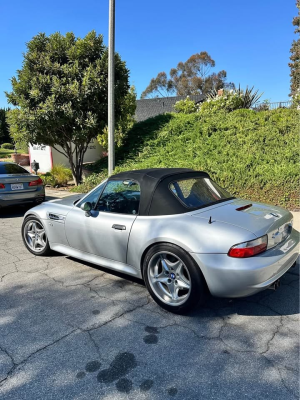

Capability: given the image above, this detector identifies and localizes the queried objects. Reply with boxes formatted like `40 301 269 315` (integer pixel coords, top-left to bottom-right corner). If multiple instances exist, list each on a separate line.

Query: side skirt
50 243 142 279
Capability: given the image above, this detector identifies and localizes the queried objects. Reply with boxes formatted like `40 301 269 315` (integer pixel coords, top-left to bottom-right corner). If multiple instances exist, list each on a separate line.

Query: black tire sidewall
143 243 207 314
22 216 52 256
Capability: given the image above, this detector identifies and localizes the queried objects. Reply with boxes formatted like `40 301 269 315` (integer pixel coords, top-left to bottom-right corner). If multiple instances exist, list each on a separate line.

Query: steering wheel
106 192 128 210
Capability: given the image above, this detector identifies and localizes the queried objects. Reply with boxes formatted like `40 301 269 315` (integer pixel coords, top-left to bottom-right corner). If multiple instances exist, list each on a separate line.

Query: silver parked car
0 161 45 209
21 168 299 313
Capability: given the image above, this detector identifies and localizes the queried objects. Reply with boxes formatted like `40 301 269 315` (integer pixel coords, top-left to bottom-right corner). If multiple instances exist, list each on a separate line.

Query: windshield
0 163 29 175
169 177 233 209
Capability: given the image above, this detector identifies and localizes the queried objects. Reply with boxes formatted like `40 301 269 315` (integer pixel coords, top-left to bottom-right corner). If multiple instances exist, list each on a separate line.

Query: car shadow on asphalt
0 196 62 218
0 204 34 218
67 256 146 287
67 255 299 318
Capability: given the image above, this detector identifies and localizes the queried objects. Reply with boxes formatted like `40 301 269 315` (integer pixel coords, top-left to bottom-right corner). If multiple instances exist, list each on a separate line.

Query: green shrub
200 86 263 114
1 143 14 149
74 171 107 192
71 109 299 209
41 172 57 187
41 165 73 187
200 92 244 113
51 165 73 186
173 97 199 114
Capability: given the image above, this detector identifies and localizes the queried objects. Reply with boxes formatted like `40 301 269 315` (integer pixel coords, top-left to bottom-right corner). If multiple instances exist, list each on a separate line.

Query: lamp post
108 0 115 176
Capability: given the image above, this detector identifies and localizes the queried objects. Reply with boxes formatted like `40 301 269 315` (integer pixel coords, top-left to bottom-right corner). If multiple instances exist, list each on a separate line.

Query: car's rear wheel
22 216 52 256
143 243 207 314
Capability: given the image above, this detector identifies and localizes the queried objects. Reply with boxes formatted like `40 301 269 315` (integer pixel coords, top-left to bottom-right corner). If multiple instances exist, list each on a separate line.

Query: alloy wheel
147 251 191 306
24 220 47 253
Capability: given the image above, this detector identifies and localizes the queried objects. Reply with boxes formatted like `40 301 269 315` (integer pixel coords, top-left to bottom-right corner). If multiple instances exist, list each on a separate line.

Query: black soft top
108 168 210 216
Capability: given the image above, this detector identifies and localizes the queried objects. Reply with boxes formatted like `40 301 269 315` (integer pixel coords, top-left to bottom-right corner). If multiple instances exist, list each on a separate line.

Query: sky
0 0 297 108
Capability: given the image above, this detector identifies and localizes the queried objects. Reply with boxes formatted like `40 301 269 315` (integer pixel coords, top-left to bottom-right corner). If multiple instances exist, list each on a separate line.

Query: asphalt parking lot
0 196 299 400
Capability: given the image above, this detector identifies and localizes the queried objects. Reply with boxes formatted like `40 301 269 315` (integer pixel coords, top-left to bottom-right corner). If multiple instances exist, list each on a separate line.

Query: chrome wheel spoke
159 255 170 273
154 272 170 285
36 236 44 247
176 278 190 291
27 231 35 239
30 222 37 233
168 281 178 300
31 237 37 249
169 260 182 273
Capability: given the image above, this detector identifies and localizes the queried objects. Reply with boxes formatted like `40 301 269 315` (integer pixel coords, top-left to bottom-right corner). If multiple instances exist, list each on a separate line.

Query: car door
64 179 140 264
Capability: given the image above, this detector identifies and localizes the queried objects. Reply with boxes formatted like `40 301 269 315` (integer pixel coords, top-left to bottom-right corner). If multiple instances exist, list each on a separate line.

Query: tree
141 52 234 99
289 1 300 97
97 86 136 150
0 108 11 145
6 31 132 184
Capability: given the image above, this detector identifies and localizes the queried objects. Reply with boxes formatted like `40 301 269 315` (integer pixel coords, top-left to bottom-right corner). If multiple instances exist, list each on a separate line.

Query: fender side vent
49 213 64 221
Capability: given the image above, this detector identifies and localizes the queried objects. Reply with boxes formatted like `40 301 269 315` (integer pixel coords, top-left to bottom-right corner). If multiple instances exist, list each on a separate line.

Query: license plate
11 183 24 190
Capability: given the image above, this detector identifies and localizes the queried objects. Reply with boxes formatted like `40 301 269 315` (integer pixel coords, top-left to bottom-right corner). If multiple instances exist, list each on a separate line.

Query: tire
143 243 208 314
22 215 52 256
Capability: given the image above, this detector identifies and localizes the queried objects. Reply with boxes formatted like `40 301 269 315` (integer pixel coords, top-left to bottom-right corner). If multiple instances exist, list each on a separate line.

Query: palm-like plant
205 85 263 109
237 85 263 108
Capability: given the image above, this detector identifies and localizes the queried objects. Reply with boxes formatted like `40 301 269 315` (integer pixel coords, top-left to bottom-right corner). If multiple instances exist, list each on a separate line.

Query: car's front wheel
143 243 207 314
22 216 52 256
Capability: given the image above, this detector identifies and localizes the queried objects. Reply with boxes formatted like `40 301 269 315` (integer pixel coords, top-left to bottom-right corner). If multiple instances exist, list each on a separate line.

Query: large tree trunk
65 144 81 186
55 142 89 186
70 144 88 186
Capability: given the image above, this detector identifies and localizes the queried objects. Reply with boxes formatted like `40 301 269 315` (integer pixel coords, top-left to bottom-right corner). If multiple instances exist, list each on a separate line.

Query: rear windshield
0 164 29 175
169 178 233 208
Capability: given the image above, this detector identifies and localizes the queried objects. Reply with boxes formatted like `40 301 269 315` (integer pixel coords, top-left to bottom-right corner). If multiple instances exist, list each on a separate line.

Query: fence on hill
253 101 292 111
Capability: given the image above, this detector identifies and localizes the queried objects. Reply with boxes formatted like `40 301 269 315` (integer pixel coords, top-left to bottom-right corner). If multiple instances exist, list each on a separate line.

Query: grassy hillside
73 108 299 210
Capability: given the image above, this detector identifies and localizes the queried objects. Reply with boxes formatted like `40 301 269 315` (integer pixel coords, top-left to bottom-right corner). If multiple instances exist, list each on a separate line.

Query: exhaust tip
268 279 280 291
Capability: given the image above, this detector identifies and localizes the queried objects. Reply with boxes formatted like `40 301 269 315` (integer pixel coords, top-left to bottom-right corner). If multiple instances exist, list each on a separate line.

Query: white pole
108 0 115 175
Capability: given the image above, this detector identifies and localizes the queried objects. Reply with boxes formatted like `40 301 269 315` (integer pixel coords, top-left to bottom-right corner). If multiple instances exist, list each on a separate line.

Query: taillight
0 184 5 189
228 235 268 258
29 177 43 186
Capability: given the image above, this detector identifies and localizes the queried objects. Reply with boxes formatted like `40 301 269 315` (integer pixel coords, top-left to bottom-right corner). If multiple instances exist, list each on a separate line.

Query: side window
77 180 107 209
96 180 140 215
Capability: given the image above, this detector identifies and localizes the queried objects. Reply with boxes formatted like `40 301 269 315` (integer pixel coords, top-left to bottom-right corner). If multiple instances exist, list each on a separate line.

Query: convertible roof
109 168 210 216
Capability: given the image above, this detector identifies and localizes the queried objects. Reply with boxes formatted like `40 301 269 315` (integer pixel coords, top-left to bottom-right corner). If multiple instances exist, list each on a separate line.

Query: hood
192 199 293 238
48 194 83 207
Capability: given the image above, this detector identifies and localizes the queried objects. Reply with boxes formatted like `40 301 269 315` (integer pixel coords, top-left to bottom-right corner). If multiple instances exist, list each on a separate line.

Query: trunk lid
192 199 293 247
0 174 41 193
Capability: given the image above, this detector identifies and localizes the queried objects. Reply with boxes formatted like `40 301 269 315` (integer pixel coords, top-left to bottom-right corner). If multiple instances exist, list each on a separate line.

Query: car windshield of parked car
169 177 233 208
0 163 29 174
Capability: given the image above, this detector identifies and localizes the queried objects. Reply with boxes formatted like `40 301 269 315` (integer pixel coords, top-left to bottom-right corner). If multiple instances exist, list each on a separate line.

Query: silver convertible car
21 168 299 313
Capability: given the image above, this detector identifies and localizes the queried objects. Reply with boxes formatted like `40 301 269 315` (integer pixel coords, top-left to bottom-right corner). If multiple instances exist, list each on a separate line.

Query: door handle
112 224 126 230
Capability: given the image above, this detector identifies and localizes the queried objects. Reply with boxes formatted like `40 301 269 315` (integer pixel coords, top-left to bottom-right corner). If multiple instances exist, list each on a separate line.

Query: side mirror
80 202 92 217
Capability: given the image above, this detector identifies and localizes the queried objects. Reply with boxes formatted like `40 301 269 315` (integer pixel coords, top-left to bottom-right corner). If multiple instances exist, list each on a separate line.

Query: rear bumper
191 228 299 298
0 187 45 208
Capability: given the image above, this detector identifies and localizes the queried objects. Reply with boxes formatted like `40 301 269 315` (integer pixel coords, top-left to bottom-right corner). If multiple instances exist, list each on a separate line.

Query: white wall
52 139 103 167
29 139 103 173
29 144 52 173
